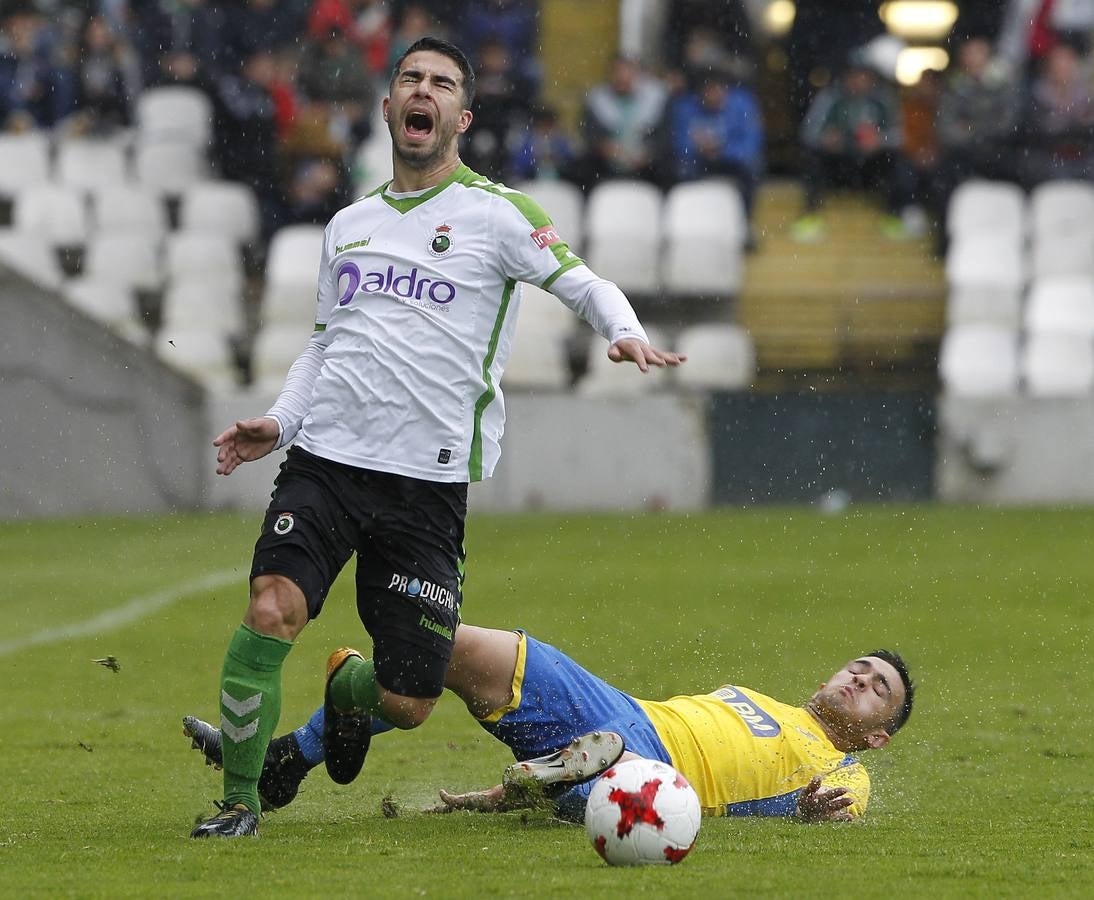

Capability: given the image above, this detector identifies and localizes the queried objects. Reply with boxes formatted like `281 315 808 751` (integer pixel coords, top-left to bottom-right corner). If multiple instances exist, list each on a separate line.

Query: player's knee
379 694 436 729
245 576 307 639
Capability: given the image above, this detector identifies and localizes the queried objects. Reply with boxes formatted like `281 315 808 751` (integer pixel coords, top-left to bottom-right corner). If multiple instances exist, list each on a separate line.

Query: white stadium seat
134 141 209 197
251 323 311 389
92 185 168 238
939 324 1020 397
946 179 1026 241
262 225 326 325
1021 332 1094 397
56 138 129 191
674 323 754 389
154 326 238 391
945 233 1027 314
1024 276 1094 337
0 132 51 198
81 233 162 292
354 132 393 195
1029 180 1094 239
1031 229 1094 279
0 231 64 289
578 325 669 397
161 279 245 333
501 284 574 391
62 278 139 331
584 180 662 295
135 86 214 147
945 285 1024 329
13 184 90 247
179 181 260 245
166 231 245 286
516 179 585 252
663 180 746 297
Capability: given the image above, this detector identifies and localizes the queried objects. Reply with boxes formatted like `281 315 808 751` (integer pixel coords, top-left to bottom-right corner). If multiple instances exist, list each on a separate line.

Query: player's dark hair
867 649 914 734
389 36 476 108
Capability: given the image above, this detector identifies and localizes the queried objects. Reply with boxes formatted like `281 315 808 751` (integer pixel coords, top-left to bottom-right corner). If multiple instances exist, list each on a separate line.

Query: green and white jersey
291 163 646 483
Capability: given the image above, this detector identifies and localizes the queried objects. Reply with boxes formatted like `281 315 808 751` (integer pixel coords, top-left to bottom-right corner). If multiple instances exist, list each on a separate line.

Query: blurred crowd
2 0 1093 251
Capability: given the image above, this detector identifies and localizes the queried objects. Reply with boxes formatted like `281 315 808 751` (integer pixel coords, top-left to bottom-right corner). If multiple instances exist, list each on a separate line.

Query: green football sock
219 623 293 813
330 655 382 717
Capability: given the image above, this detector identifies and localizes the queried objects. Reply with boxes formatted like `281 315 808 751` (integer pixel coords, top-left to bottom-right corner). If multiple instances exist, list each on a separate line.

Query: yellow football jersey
635 685 870 818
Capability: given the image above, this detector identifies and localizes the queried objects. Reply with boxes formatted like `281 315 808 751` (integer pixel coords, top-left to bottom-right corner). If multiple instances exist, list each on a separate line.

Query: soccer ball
584 758 701 866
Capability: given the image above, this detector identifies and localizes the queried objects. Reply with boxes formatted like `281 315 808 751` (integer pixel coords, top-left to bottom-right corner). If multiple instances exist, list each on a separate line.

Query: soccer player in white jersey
191 37 685 838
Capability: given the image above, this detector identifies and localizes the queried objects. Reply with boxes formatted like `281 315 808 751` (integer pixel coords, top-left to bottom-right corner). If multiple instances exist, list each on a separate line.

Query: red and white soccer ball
584 758 701 866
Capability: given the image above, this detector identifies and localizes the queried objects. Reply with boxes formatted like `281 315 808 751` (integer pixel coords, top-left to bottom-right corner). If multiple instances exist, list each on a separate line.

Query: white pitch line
0 568 241 658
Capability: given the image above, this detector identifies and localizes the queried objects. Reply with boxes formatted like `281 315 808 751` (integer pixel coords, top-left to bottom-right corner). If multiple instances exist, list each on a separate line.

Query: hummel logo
335 238 371 253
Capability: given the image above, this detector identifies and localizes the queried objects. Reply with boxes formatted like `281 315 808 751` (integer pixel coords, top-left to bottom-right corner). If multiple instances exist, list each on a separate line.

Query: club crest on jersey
273 513 294 535
429 224 453 257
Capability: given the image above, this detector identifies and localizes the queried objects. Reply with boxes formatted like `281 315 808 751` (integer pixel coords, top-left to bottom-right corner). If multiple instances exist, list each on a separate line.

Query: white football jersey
293 164 644 482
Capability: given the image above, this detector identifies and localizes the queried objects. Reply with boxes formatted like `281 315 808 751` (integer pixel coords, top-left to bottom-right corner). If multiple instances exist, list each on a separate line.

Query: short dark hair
867 649 915 734
389 36 476 108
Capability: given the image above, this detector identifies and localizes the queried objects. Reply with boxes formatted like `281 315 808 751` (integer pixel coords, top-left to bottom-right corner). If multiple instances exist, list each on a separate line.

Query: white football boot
503 731 625 788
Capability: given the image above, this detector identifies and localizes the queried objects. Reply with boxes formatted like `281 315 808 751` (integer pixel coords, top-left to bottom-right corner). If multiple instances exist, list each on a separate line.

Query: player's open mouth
404 110 434 140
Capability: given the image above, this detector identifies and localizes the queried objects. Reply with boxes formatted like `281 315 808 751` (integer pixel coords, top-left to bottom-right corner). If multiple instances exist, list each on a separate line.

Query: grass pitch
2 506 1091 897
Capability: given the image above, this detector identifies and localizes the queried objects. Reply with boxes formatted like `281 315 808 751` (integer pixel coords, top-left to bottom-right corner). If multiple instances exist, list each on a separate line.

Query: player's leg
323 472 467 783
191 448 356 837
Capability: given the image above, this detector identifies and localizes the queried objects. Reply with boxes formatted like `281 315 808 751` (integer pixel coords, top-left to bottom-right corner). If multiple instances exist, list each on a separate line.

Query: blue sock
293 706 397 765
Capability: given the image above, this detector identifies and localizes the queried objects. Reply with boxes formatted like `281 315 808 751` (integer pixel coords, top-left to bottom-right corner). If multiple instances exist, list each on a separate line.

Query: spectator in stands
387 3 441 69
508 103 578 183
581 56 669 187
458 0 539 86
129 0 227 89
297 25 375 147
308 0 392 75
66 13 140 136
935 36 1020 227
0 5 76 131
462 37 529 180
214 49 285 243
664 0 755 74
668 71 764 222
899 67 942 238
226 0 308 69
793 55 915 241
284 156 352 226
1020 35 1094 185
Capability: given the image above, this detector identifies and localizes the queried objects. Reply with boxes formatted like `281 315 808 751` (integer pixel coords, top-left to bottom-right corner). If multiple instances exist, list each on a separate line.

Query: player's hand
796 776 855 823
432 784 508 813
212 416 280 476
608 337 687 373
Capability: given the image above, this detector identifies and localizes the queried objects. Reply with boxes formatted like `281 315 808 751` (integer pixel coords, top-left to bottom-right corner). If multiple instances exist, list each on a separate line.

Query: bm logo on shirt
715 686 781 737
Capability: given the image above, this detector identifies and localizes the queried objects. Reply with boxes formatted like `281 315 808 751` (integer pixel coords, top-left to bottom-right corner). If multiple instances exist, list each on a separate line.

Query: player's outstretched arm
608 337 687 372
212 416 280 476
794 776 856 823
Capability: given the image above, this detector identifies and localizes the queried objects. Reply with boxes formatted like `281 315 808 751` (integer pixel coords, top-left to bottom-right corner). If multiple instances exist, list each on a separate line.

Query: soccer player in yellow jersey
183 625 913 823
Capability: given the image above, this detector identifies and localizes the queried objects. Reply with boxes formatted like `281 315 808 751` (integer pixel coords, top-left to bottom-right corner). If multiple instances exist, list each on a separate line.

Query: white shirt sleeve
264 330 332 449
547 265 649 347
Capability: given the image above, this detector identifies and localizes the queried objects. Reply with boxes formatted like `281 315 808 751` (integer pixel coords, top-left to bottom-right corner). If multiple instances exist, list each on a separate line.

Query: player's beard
390 118 457 171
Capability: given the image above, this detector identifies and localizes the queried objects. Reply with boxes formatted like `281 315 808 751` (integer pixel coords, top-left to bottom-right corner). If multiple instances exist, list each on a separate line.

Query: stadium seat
938 324 1020 397
0 132 51 199
179 181 260 246
1024 276 1094 337
945 285 1024 329
577 325 669 397
663 180 746 298
0 231 64 288
262 225 326 325
81 233 162 292
161 279 245 334
673 323 754 389
501 284 574 391
945 233 1026 313
153 326 238 391
92 185 169 238
165 231 245 287
62 278 141 338
515 179 585 252
56 137 129 192
584 180 662 296
251 322 310 389
946 179 1026 241
1029 180 1094 239
134 141 209 197
1031 228 1094 279
354 132 393 195
135 86 214 147
12 184 90 248
1021 332 1094 397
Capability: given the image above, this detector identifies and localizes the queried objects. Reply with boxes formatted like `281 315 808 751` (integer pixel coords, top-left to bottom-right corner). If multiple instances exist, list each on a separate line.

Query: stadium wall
0 267 207 519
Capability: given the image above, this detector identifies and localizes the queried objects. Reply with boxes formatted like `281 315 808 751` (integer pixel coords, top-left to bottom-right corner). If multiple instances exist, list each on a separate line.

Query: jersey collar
373 163 472 214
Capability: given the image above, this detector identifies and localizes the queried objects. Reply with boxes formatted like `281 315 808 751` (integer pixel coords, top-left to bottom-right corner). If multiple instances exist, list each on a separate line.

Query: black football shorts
251 447 467 698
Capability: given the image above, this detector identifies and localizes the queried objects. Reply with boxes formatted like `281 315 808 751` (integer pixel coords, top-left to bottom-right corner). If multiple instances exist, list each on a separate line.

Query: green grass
2 507 1092 897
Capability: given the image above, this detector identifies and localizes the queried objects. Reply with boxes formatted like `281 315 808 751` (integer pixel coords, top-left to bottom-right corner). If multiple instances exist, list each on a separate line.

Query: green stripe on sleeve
468 278 516 481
